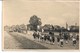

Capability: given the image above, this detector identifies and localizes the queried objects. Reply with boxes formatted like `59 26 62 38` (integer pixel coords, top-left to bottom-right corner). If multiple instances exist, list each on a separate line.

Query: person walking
57 34 60 45
72 33 77 46
64 32 68 44
33 31 37 40
49 31 55 45
59 32 64 47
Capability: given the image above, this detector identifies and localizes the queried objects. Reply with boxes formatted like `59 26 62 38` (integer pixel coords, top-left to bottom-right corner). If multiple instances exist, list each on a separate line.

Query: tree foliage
29 15 42 31
29 15 42 26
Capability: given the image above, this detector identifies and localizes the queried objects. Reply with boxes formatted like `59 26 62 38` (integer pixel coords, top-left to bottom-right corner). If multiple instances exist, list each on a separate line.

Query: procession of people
32 30 79 47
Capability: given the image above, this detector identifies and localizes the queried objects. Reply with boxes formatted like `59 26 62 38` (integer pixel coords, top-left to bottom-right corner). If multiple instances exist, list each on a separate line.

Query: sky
3 0 79 27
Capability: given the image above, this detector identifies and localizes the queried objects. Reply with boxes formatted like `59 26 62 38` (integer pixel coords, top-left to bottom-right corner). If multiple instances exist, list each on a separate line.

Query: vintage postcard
2 0 79 51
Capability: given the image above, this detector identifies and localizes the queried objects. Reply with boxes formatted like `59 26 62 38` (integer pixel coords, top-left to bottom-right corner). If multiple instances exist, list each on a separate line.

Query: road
4 31 48 49
4 31 79 49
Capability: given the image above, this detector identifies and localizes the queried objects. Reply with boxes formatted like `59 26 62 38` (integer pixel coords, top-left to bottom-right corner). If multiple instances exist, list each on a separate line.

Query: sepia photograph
2 0 79 50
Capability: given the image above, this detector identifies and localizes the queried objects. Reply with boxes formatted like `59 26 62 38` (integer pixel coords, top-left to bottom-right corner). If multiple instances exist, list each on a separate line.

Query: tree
19 24 27 33
15 25 20 32
29 15 42 31
20 24 26 30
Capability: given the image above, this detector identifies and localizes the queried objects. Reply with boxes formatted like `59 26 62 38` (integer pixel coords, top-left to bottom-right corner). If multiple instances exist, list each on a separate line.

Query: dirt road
4 31 48 49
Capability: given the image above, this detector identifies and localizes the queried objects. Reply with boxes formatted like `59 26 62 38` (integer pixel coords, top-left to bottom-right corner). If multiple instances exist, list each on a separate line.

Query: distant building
69 25 79 32
42 24 54 32
54 25 61 31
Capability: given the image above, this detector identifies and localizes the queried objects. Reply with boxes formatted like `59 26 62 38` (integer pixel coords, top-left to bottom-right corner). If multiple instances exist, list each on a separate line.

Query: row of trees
4 15 79 33
4 24 27 33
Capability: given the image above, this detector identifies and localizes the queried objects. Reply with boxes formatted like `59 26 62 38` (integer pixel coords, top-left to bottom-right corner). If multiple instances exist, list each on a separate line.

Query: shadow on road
8 32 48 49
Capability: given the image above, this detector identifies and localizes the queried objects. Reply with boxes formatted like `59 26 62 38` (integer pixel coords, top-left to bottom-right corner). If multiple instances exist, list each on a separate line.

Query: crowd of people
32 31 79 47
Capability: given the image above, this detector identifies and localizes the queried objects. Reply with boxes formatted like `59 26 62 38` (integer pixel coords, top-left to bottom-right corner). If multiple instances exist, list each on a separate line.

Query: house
69 25 79 32
42 24 54 32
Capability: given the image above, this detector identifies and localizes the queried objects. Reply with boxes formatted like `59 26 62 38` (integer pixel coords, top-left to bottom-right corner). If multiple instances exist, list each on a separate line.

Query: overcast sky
3 0 79 27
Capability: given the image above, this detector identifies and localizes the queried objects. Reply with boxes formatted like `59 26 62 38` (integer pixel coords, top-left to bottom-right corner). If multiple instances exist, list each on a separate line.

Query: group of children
32 31 79 47
54 32 78 47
